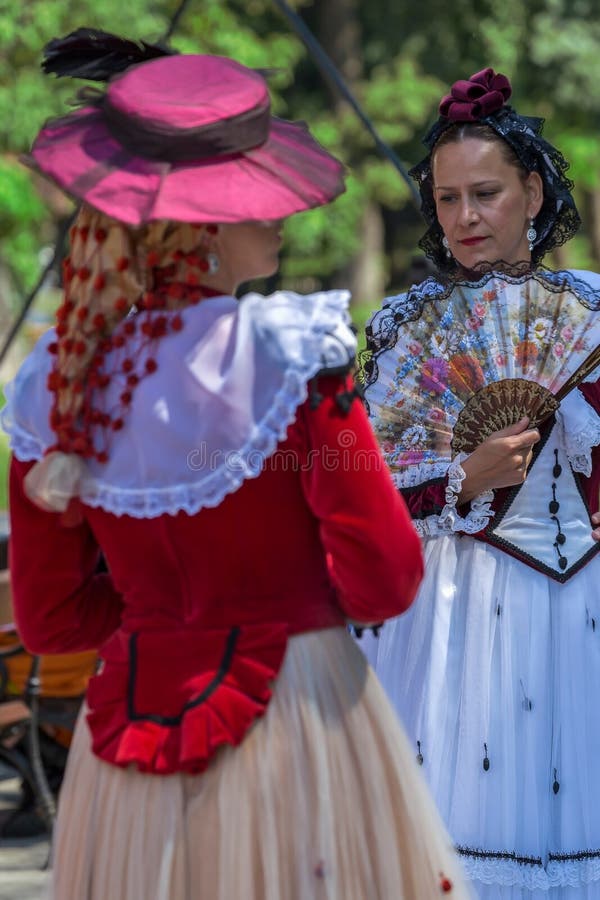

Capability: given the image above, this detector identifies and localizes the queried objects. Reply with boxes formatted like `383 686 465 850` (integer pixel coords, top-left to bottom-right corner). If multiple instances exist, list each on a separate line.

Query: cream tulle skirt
48 627 470 900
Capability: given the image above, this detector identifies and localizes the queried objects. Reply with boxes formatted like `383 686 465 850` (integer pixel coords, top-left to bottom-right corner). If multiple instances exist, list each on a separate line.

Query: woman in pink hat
1 35 469 900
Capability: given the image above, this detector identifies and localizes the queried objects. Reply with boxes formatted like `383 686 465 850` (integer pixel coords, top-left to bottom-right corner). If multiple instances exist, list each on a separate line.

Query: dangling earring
206 252 220 274
527 217 537 252
442 235 452 259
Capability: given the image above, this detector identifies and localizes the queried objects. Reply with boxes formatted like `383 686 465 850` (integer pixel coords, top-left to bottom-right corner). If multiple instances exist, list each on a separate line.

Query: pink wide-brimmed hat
28 54 346 225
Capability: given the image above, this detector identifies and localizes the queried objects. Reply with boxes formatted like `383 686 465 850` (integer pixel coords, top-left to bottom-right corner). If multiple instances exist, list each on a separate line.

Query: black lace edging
457 845 600 867
359 265 600 413
549 850 600 863
456 846 542 867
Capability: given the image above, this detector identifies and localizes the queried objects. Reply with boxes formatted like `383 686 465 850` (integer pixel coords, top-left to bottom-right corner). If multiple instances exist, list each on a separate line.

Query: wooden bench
0 565 57 832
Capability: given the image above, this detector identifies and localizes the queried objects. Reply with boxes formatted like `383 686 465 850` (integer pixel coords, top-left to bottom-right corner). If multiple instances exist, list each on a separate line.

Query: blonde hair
49 205 215 460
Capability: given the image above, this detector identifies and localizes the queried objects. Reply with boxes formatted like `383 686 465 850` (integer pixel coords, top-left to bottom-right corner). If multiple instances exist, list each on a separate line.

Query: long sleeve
400 478 448 519
578 380 600 512
298 375 424 623
8 458 124 654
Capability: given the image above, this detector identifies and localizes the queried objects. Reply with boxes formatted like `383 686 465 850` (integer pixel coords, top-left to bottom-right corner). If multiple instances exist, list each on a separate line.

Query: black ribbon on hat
101 94 272 162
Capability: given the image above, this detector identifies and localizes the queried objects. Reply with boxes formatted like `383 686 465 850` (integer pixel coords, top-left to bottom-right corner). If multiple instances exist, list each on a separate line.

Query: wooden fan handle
554 344 600 402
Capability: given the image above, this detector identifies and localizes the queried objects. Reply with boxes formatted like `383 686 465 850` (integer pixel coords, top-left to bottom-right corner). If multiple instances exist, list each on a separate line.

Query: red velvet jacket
9 375 423 774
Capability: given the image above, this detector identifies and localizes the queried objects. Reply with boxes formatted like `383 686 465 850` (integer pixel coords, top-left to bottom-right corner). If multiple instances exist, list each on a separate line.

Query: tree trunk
332 202 385 305
584 187 600 270
315 0 386 306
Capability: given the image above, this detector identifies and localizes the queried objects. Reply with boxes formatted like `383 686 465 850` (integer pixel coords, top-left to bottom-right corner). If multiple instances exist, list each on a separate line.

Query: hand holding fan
363 269 600 480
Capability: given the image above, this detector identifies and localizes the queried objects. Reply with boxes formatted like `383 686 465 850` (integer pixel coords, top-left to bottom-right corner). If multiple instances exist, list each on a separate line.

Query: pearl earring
527 217 537 252
442 236 452 259
206 252 220 274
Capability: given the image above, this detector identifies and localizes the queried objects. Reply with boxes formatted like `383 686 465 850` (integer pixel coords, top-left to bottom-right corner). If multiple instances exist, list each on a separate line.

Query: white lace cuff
556 388 600 477
413 457 495 538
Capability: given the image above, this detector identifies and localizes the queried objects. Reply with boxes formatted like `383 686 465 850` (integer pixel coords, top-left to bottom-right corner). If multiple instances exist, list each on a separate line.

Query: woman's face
432 138 543 270
214 220 284 290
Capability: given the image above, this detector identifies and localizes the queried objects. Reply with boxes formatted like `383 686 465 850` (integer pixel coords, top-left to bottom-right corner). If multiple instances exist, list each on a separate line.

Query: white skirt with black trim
361 535 600 898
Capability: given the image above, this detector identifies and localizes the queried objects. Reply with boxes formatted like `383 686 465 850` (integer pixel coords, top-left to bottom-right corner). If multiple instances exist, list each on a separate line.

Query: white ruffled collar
1 289 355 518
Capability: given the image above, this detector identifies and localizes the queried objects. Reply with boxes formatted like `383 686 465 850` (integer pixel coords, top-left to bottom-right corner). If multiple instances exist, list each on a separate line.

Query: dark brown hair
431 123 528 180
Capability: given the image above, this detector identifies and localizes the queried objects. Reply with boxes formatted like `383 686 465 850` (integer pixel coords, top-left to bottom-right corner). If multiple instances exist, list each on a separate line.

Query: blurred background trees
1 0 599 346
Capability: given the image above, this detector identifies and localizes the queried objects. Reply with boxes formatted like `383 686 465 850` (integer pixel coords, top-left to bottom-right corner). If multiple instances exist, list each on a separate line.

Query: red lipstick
459 237 487 246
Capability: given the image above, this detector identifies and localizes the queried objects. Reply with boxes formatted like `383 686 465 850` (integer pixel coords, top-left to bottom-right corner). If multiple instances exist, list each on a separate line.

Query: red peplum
86 623 288 774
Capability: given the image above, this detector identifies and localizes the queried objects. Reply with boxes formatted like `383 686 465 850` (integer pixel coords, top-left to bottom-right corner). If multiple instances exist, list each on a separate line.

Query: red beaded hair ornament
47 205 221 464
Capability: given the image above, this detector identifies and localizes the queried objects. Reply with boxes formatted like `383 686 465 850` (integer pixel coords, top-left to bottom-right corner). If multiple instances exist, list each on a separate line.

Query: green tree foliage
1 0 599 306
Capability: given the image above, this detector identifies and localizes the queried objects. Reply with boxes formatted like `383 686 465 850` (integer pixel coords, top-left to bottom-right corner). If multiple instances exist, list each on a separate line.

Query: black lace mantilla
410 106 581 272
359 265 600 410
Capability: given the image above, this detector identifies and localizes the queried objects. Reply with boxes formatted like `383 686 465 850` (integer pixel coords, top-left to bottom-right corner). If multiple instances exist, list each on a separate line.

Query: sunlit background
1 0 599 507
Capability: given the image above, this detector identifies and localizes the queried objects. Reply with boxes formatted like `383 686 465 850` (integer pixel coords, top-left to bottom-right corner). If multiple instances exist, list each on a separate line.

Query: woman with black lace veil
361 68 600 898
0 32 471 900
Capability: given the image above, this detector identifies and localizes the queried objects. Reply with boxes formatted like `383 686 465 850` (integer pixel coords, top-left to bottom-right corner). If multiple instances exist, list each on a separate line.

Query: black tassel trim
350 623 383 639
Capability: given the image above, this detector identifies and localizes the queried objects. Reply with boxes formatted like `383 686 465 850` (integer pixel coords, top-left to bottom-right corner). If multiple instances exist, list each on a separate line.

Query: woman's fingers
494 416 530 438
510 428 541 450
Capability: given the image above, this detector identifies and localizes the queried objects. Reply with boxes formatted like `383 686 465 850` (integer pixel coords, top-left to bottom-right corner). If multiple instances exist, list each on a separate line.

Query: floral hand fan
363 268 600 482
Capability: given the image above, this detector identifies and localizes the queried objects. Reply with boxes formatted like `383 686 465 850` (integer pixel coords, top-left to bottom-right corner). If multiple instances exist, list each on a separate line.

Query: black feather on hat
42 28 175 82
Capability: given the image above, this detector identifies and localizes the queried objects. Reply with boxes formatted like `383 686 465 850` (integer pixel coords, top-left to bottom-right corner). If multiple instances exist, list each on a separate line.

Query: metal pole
24 656 57 830
0 0 194 363
272 0 421 208
0 212 76 370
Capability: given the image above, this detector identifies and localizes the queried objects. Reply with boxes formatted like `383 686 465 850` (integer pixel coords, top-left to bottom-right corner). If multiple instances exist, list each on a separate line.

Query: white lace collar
1 289 355 518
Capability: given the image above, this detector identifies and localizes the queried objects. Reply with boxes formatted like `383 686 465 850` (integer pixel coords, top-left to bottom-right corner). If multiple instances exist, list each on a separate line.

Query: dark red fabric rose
439 68 512 122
